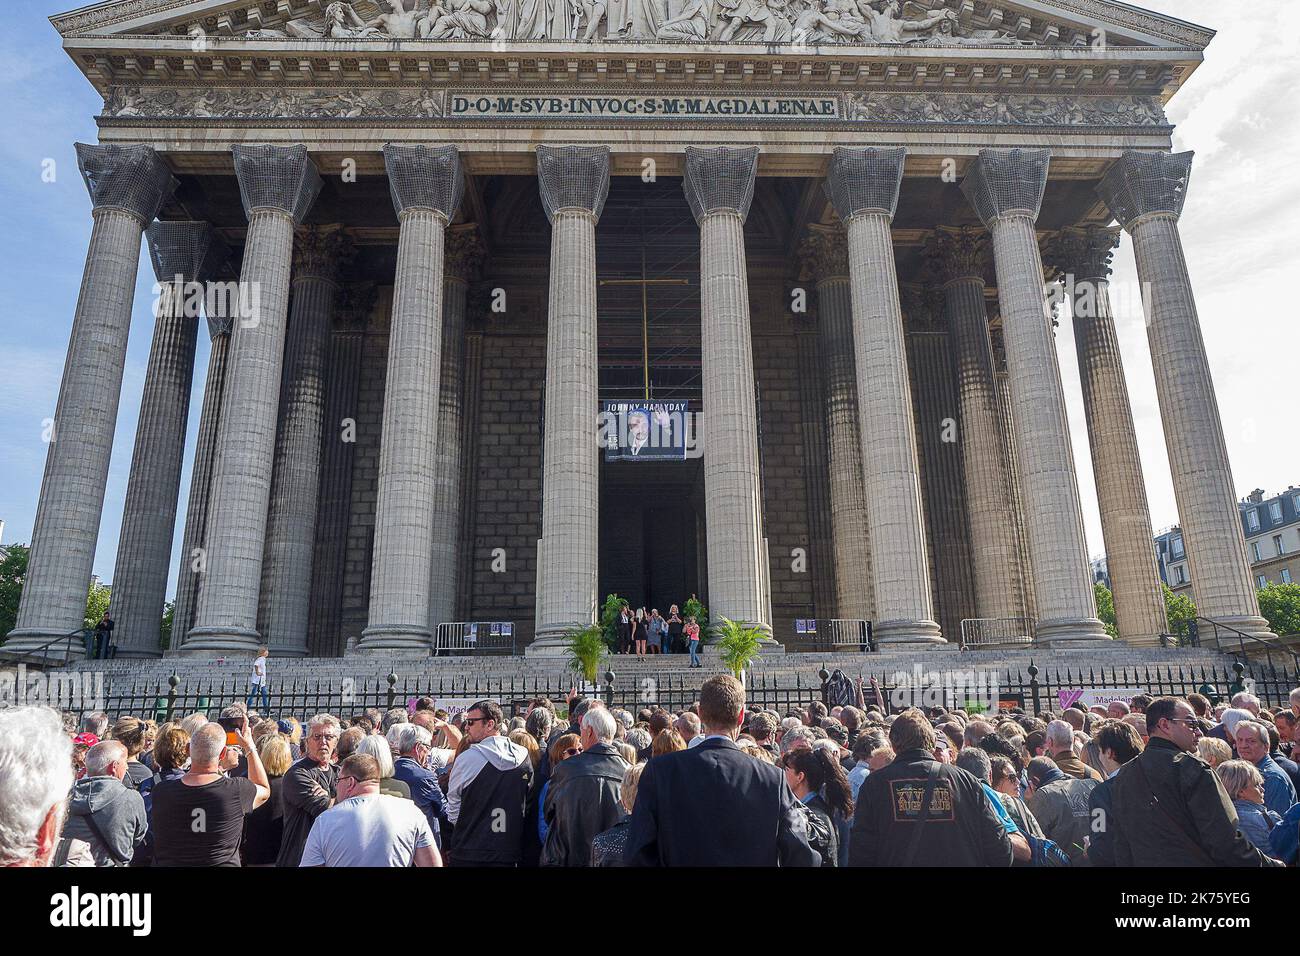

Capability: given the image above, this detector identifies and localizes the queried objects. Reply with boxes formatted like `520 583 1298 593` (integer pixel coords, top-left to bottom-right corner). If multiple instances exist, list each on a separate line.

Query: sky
0 0 1296 600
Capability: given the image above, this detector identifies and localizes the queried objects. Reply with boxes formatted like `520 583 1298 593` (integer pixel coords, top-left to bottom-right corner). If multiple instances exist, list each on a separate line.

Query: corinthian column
428 225 485 632
684 146 773 637
5 145 175 657
798 225 874 623
1044 226 1168 644
961 149 1108 644
825 147 941 643
1098 152 1272 639
530 145 610 652
111 223 227 657
925 226 1025 623
359 145 463 653
258 225 349 656
186 145 322 655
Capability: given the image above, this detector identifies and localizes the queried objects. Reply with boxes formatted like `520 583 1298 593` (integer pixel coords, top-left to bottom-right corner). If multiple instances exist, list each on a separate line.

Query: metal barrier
788 619 874 652
959 617 1036 649
432 622 517 656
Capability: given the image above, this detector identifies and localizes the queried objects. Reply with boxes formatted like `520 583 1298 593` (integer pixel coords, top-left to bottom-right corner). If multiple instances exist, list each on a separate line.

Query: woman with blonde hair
509 729 541 771
1216 759 1282 853
110 716 155 790
651 727 686 758
244 733 292 866
590 762 646 866
355 733 412 800
1197 736 1233 769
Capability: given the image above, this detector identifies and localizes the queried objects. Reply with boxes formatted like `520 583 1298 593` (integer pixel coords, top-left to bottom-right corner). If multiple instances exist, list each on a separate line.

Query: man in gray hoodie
63 740 148 867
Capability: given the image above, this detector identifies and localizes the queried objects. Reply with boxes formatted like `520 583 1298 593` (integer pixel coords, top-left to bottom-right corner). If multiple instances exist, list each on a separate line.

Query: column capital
382 143 464 220
824 146 906 222
231 144 323 225
924 225 991 285
683 146 759 224
145 221 229 285
334 282 378 332
961 148 1051 225
1042 225 1122 281
536 145 610 223
292 224 352 283
1097 150 1194 230
446 223 487 284
796 223 848 282
76 143 176 226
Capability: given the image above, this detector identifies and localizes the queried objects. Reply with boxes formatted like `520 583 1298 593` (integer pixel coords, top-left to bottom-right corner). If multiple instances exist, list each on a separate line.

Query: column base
1034 617 1112 647
874 619 945 645
1 628 88 662
356 624 431 654
1117 633 1167 648
1200 615 1278 646
180 626 262 657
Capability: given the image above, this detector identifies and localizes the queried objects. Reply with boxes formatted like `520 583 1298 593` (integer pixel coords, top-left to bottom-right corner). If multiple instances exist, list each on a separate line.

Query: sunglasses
564 747 582 757
464 716 493 726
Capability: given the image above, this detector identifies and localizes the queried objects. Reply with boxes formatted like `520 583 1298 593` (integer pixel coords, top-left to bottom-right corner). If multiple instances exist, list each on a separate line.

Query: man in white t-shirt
300 754 442 867
246 646 269 713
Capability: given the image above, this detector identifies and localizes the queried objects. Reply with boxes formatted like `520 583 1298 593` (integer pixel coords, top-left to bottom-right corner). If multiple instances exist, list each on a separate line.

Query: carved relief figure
323 2 385 37
656 0 708 39
714 0 787 42
425 0 494 37
372 0 436 37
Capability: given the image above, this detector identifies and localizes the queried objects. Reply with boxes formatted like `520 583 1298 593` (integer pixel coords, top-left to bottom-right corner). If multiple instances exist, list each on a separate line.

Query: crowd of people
1 677 1297 867
614 604 702 664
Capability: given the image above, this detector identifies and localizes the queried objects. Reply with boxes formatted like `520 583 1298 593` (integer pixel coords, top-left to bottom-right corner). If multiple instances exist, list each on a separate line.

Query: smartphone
217 715 245 747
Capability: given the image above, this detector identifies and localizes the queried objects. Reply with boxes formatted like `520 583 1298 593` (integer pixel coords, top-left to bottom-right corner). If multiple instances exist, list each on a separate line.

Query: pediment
53 0 1214 50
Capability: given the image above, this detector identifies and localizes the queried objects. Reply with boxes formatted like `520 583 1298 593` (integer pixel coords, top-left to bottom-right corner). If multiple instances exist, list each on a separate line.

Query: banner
1058 687 1145 710
601 401 693 461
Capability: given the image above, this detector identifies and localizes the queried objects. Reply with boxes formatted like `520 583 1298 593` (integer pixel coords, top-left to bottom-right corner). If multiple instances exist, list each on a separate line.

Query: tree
1257 583 1300 637
0 544 29 641
84 580 111 631
1093 582 1120 640
714 616 762 681
160 600 175 651
564 624 607 685
1163 584 1197 638
683 595 709 638
599 593 627 651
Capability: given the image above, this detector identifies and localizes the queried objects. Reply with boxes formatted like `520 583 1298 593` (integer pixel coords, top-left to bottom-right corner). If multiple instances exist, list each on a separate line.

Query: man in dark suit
623 675 819 867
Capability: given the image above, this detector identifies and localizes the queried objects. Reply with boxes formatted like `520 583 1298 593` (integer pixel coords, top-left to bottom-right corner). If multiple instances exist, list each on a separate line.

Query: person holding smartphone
685 616 701 668
247 646 270 713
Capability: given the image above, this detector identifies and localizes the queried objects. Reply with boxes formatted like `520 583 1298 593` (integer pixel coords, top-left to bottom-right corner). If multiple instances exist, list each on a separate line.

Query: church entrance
595 176 705 617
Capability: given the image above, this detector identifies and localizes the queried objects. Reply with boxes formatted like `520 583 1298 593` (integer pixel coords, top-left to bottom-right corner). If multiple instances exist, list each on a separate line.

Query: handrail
0 627 90 667
1195 616 1300 674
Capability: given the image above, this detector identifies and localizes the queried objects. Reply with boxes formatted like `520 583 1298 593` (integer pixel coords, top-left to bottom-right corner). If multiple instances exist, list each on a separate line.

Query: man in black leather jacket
541 705 630 866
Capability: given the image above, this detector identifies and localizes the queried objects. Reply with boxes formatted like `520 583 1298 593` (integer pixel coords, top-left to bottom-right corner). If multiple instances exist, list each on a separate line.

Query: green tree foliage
683 596 709 638
84 580 112 631
160 600 175 651
714 616 762 679
1163 584 1198 638
1257 583 1300 637
565 624 607 685
1094 582 1120 640
0 544 29 640
600 593 627 650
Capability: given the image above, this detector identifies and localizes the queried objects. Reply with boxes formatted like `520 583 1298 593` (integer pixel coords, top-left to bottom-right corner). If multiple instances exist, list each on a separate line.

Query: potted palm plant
564 624 607 686
714 616 762 685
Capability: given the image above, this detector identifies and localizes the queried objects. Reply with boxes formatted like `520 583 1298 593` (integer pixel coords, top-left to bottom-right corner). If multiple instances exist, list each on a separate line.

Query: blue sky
0 0 1296 599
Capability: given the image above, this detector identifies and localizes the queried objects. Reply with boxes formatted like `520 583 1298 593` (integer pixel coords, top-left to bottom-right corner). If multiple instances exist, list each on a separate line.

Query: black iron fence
48 657 1297 723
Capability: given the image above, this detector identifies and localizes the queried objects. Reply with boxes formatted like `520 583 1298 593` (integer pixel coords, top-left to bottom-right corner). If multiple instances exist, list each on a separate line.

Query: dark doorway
599 460 704 615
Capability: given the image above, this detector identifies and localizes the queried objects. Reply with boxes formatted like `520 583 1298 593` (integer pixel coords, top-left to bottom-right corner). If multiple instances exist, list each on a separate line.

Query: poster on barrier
1058 687 1145 710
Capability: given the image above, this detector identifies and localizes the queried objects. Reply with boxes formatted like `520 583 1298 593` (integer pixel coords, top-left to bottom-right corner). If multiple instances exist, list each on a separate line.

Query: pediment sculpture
245 0 1036 45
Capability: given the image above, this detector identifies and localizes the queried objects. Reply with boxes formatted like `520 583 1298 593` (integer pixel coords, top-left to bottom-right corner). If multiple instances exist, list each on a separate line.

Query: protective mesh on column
205 246 242 340
75 143 176 223
145 221 230 284
231 144 323 224
824 146 906 222
682 146 759 223
1097 151 1194 229
382 144 464 219
960 148 1051 226
536 145 610 222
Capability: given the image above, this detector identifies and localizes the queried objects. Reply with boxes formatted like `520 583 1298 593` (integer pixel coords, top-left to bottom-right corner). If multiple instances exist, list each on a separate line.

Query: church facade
3 0 1275 659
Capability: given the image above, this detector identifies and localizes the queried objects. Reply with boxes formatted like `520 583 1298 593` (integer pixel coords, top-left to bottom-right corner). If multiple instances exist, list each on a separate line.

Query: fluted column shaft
172 322 230 645
826 147 939 643
6 145 174 654
682 146 771 636
963 149 1106 644
1098 151 1270 638
428 265 472 630
930 231 1023 622
258 228 345 656
362 211 447 650
531 146 609 650
799 226 875 624
110 301 197 655
1049 228 1168 644
187 144 322 654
